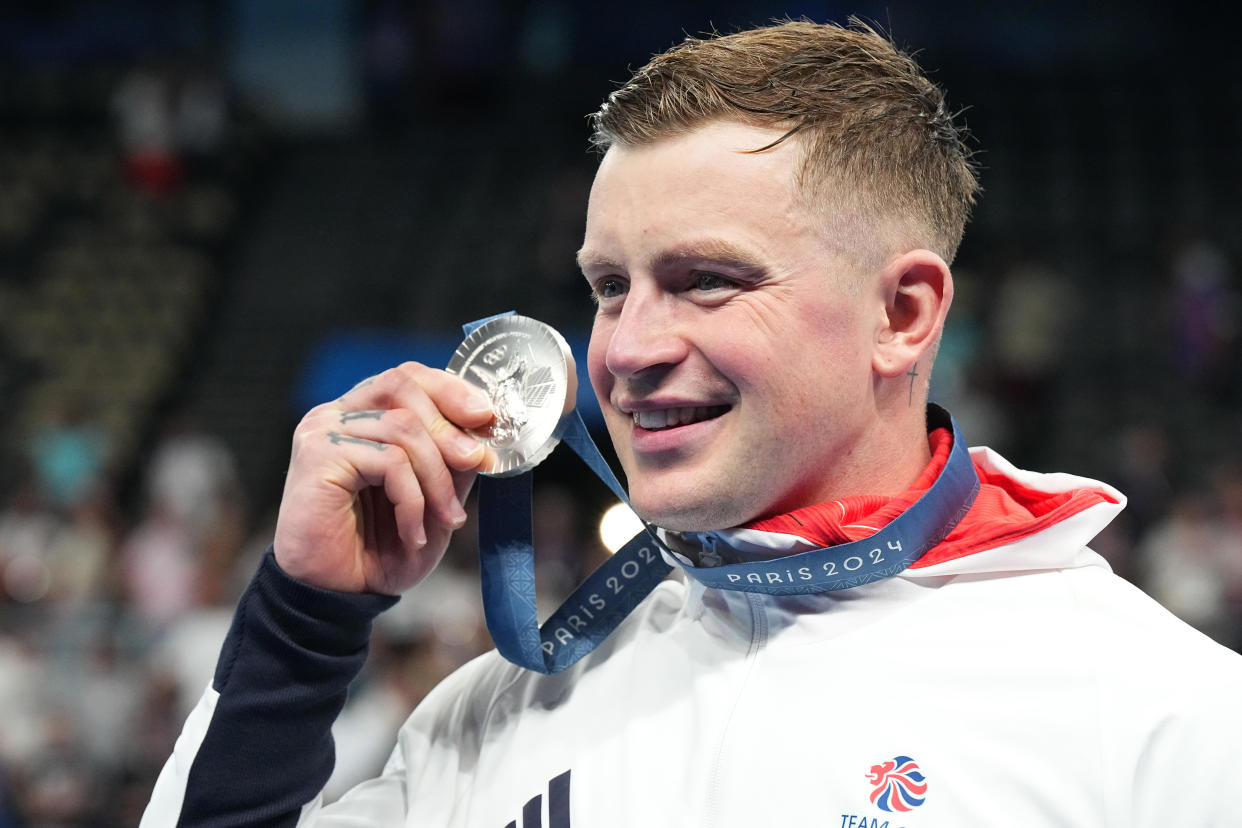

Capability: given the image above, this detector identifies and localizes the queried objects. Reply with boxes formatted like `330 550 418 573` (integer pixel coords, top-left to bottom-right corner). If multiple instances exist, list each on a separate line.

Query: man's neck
759 404 934 522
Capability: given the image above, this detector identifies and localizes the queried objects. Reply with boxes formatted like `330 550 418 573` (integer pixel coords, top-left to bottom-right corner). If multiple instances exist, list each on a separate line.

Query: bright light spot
432 595 482 648
4 555 51 603
598 502 644 553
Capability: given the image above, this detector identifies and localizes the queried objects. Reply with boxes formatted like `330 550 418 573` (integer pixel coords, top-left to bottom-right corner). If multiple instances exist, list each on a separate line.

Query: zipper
699 591 769 826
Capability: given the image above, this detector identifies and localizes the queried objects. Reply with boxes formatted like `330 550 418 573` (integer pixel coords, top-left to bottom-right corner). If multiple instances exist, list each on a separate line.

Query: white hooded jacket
143 446 1242 827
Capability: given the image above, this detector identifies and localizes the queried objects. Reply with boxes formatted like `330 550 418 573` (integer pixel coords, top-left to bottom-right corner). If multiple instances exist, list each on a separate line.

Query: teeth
632 406 725 430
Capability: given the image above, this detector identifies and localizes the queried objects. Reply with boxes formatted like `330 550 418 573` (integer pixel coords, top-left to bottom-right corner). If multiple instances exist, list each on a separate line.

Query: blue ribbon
465 316 980 674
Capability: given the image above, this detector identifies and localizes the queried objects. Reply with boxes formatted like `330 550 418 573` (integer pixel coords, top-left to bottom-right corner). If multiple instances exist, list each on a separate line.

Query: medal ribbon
467 317 980 674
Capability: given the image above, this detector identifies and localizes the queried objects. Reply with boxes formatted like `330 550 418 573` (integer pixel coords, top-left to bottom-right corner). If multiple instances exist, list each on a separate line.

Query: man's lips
627 405 730 431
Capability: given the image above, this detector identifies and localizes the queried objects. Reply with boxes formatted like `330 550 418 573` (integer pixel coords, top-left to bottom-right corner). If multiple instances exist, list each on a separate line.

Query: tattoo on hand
349 377 376 392
329 431 387 451
340 410 385 424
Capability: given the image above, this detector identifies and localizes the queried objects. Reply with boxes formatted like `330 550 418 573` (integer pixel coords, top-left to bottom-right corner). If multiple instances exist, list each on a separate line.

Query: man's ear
872 249 954 379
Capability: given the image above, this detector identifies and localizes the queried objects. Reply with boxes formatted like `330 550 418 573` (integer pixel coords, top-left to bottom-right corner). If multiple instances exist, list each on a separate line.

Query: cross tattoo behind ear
907 363 918 405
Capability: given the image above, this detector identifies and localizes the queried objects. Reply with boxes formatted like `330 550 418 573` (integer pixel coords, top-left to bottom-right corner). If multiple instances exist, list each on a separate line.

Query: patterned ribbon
466 316 980 674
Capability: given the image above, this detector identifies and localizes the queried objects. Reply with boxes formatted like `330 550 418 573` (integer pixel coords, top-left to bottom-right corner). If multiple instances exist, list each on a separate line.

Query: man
143 20 1242 827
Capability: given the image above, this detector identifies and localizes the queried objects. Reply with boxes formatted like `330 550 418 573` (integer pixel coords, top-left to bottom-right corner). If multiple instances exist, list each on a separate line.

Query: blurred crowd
1 408 243 824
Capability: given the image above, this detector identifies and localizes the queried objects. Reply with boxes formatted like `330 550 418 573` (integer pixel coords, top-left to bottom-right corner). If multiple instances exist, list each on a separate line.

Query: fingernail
450 498 467 527
463 390 493 416
415 524 428 547
455 433 482 456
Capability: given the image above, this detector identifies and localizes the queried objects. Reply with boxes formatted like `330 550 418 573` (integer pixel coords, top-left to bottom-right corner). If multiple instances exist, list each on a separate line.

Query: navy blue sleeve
177 548 398 827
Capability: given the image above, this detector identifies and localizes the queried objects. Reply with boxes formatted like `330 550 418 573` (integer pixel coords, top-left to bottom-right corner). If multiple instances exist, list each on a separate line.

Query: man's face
580 121 886 531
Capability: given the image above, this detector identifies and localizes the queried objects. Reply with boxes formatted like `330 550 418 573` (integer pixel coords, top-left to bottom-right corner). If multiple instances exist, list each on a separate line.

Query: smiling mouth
631 405 730 431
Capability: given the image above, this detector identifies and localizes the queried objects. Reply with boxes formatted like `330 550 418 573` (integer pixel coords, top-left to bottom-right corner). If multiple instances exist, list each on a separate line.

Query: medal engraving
447 315 577 477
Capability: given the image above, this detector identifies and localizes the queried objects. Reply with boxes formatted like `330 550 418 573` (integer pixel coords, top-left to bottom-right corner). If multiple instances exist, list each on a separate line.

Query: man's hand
273 362 495 595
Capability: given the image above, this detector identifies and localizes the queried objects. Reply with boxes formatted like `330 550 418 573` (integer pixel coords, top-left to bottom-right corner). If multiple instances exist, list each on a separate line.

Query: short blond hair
590 19 979 263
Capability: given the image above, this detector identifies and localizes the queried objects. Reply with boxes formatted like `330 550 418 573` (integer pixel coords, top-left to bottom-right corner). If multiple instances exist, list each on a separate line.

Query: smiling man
143 20 1242 828
581 119 945 531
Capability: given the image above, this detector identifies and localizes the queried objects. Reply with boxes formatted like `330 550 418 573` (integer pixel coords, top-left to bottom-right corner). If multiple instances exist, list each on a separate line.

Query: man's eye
691 272 732 291
593 278 626 300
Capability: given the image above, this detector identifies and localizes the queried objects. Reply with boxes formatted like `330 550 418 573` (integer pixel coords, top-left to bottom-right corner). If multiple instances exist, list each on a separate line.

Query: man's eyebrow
652 240 761 271
576 240 761 274
575 249 618 273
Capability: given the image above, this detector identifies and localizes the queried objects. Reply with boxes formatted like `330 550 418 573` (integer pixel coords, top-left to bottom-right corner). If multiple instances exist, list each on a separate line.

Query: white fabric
167 454 1242 826
140 686 219 828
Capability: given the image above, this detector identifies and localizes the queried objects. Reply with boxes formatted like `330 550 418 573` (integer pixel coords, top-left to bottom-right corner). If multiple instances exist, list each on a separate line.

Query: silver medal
446 315 577 477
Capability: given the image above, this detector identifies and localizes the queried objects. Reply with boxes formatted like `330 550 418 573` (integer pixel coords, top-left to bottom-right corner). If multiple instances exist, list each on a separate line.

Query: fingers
323 409 465 531
323 429 432 547
329 362 494 528
345 363 495 437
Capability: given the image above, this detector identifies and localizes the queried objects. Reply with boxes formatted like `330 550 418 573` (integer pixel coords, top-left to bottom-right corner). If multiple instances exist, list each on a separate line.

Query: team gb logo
867 756 928 812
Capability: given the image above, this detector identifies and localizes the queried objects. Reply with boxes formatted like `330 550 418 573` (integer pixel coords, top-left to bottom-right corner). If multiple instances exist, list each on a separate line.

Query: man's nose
603 288 687 380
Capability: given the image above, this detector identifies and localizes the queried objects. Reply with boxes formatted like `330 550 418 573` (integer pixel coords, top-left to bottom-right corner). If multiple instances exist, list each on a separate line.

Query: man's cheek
585 356 612 404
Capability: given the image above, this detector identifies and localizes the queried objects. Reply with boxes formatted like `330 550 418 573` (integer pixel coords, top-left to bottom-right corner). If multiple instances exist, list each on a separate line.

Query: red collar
745 429 1118 567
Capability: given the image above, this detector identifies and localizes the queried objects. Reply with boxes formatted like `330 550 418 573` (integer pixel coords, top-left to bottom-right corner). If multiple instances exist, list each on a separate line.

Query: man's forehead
591 120 803 186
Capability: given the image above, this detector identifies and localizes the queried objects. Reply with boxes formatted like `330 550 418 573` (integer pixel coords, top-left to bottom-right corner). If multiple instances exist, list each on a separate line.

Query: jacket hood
667 444 1125 581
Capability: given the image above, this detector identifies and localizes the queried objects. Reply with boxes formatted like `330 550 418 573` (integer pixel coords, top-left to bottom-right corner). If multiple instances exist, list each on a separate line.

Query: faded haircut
589 19 980 264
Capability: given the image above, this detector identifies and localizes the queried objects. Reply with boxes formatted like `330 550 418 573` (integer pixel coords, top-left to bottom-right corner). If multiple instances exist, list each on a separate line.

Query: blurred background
1 0 1239 823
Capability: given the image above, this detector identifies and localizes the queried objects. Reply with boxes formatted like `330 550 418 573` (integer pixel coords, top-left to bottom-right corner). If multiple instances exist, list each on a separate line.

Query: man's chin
629 494 753 534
